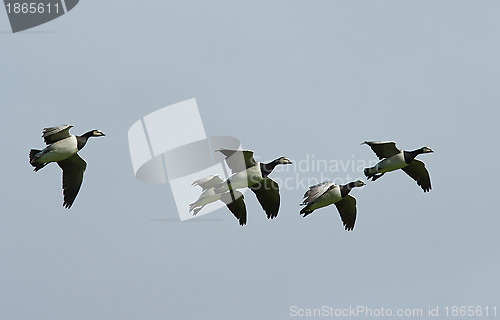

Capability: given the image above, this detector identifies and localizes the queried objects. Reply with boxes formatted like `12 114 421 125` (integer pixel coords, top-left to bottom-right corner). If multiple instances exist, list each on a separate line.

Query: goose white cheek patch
128 98 246 221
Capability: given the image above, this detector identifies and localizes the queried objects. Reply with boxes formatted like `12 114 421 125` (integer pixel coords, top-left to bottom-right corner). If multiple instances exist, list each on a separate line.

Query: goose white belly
220 165 263 192
375 152 408 173
37 136 78 163
306 186 342 211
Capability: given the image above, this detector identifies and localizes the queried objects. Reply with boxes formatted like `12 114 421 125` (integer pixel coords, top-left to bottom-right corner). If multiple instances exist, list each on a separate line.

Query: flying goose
214 149 292 219
189 175 247 225
300 180 366 231
29 125 105 208
362 141 433 192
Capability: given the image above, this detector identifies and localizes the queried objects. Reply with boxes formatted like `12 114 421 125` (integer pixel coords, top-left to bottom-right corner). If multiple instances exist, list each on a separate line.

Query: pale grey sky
1 1 499 319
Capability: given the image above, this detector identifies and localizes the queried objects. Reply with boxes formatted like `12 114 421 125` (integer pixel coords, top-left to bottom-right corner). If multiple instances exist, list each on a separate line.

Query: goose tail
189 202 204 216
364 167 384 181
300 205 314 217
29 149 46 172
363 167 375 177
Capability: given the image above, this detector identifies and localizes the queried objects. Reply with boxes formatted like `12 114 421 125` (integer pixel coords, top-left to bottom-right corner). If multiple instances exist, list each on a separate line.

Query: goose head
90 130 105 137
277 157 292 165
354 180 366 187
421 147 433 154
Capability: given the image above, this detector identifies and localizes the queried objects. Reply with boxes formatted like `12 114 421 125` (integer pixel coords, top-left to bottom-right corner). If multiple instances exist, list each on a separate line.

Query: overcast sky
1 1 499 319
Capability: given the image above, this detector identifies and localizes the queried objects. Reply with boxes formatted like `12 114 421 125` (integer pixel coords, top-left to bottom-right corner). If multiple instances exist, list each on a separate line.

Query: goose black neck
261 160 280 178
404 148 424 164
340 182 356 198
76 131 94 150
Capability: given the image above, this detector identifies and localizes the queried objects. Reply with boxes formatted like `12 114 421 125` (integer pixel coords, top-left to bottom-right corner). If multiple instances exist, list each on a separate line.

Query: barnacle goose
214 149 292 220
362 141 433 192
189 175 247 225
300 180 365 231
29 125 105 208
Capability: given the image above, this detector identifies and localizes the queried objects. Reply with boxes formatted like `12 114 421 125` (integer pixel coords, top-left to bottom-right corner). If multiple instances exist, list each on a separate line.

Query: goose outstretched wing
43 125 74 144
362 141 400 159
